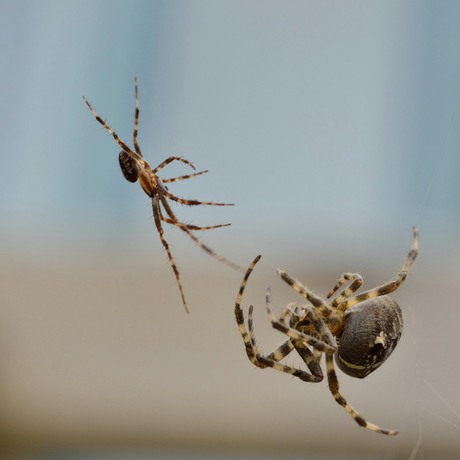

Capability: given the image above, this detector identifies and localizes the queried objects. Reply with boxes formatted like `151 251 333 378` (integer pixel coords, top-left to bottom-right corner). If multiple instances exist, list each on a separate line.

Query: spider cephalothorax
83 79 240 312
235 227 418 435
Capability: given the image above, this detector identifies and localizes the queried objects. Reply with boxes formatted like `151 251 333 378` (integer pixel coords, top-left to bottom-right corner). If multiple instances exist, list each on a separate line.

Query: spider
235 227 419 435
83 79 240 313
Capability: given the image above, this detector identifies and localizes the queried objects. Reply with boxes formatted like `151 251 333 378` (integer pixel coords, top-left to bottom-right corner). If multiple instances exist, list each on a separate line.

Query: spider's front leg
151 195 189 313
265 288 337 354
235 256 326 383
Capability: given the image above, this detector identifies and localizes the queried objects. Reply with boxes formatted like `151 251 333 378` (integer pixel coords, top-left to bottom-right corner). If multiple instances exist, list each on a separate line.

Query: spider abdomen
119 150 139 183
335 296 403 379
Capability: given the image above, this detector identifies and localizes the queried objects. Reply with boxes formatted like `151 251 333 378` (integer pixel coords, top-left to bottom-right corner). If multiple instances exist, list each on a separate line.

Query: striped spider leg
83 78 241 313
235 228 419 435
235 256 334 381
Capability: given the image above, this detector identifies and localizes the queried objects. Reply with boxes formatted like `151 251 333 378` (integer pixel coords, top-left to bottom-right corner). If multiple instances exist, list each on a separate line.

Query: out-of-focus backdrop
1 1 460 459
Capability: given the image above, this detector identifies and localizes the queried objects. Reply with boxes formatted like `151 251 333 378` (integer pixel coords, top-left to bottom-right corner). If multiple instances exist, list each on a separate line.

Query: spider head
119 150 139 183
335 296 403 379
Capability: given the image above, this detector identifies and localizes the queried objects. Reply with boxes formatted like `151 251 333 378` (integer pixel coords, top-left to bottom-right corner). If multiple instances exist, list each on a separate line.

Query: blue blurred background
0 1 459 459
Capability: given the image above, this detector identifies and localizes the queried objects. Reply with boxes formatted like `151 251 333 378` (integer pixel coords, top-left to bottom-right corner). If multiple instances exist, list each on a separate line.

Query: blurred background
1 0 460 458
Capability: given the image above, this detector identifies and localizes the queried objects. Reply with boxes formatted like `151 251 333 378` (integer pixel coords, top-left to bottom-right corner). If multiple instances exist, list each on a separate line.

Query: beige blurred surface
0 238 459 459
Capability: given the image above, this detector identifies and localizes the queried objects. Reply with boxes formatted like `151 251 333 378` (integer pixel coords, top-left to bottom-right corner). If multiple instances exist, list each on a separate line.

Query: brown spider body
235 227 419 435
83 79 241 312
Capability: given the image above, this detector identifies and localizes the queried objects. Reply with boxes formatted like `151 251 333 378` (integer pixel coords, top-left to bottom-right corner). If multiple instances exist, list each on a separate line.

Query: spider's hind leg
152 195 189 313
161 216 231 231
325 354 398 435
327 273 363 309
159 195 241 271
337 227 419 311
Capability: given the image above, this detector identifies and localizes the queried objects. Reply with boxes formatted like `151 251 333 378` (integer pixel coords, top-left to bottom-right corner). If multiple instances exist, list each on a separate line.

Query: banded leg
248 298 298 363
234 256 324 382
82 97 145 165
327 273 363 310
235 255 274 368
152 195 188 313
325 354 398 435
133 78 142 156
261 300 325 380
161 216 231 231
337 227 419 311
163 188 234 207
248 306 322 381
238 305 266 369
266 339 295 362
278 302 301 324
265 288 336 354
152 156 196 174
163 170 209 183
267 296 325 368
291 341 323 381
276 269 334 317
159 195 241 271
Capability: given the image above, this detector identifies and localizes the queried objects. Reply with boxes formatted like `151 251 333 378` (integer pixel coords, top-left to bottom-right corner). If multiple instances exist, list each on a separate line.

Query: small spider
83 79 240 312
235 227 419 435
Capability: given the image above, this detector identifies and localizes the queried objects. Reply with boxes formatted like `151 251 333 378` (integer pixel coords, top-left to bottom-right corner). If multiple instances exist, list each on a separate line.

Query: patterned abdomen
119 150 139 183
335 296 403 379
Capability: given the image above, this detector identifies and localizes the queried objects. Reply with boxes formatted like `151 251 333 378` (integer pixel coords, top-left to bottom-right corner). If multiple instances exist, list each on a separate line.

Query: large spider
83 79 240 312
235 227 419 435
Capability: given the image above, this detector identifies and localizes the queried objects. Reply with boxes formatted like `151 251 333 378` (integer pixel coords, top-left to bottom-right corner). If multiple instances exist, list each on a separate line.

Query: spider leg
237 304 266 369
162 188 234 207
325 354 398 435
265 288 336 354
263 303 323 377
250 301 322 381
161 216 231 231
276 269 334 318
152 156 197 174
327 273 363 309
327 273 363 299
254 302 297 361
235 257 284 361
83 97 146 165
291 341 324 380
266 340 295 362
159 195 241 271
152 195 189 313
234 256 321 382
234 256 270 368
337 227 419 311
255 312 322 381
132 77 142 157
278 302 300 324
162 170 209 183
